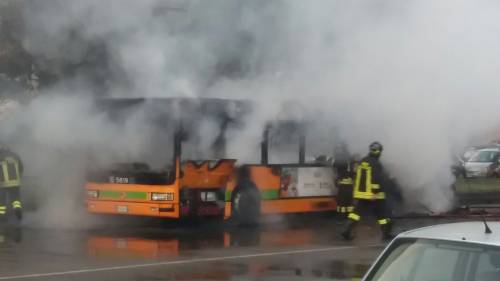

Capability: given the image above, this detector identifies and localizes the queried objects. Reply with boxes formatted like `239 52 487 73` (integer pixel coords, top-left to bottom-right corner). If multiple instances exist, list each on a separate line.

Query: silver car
464 148 500 178
363 221 500 281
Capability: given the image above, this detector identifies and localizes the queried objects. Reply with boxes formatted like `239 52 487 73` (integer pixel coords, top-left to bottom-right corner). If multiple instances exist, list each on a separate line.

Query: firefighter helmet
369 141 383 156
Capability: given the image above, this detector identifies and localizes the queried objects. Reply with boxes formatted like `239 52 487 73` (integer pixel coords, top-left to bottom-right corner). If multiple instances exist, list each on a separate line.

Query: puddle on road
129 259 371 281
225 260 370 280
85 224 374 280
86 226 331 260
0 217 475 280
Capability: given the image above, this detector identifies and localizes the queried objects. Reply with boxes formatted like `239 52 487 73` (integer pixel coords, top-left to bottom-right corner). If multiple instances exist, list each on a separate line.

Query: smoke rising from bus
2 0 500 227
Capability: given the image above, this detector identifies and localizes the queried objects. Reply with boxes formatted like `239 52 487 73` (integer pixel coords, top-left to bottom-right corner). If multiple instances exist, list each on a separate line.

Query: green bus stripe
225 189 280 201
99 190 148 200
261 189 280 200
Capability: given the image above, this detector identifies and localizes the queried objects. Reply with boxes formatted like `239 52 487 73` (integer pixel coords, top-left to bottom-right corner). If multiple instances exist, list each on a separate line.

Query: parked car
362 221 500 281
463 147 500 178
452 146 482 178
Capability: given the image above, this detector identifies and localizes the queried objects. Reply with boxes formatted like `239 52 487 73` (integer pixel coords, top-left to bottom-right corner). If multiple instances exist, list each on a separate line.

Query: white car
464 148 500 178
362 221 500 281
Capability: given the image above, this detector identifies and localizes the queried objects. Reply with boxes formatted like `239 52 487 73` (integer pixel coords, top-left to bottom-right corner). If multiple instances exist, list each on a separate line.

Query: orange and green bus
85 98 338 224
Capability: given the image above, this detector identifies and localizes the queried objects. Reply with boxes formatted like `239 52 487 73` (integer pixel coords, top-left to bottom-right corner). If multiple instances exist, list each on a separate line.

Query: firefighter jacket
0 149 23 188
333 158 355 181
353 155 385 200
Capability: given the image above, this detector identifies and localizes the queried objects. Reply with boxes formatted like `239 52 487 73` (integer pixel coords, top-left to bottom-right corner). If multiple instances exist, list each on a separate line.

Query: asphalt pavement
0 214 482 281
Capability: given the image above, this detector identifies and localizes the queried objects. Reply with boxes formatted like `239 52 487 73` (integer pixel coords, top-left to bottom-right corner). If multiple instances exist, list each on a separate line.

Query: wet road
0 215 482 281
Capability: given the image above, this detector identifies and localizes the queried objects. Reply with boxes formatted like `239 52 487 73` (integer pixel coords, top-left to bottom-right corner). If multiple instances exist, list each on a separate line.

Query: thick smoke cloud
21 0 290 96
210 1 500 212
3 0 500 228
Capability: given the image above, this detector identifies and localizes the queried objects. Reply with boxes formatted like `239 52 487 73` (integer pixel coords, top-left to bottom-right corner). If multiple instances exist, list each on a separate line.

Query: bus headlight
151 192 174 201
87 190 99 198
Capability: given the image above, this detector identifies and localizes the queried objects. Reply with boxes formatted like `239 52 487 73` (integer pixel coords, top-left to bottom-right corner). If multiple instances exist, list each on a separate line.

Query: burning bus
85 97 338 224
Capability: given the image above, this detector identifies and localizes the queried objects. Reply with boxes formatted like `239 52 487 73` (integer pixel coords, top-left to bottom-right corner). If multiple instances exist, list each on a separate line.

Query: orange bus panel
248 166 280 190
181 160 236 188
87 200 179 218
224 197 336 219
261 198 336 214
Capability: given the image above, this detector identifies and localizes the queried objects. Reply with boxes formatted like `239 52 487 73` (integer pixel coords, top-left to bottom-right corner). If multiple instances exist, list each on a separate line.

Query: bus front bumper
87 200 179 218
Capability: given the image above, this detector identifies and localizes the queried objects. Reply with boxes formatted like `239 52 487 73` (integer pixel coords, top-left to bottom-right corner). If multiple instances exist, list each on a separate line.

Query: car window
366 239 500 281
368 241 417 280
369 241 460 281
411 246 459 281
474 251 500 281
468 151 499 163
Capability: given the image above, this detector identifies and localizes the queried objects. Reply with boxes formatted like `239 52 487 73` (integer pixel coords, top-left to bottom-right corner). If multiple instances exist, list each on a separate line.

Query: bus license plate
117 206 128 213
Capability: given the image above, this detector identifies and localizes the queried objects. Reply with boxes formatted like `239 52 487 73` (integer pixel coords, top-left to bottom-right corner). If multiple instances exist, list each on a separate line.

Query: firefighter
341 141 393 241
0 144 23 221
333 144 355 216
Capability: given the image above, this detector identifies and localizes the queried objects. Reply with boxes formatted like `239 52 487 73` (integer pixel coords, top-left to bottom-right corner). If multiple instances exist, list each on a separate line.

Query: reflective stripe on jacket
339 178 354 185
0 156 21 188
353 156 385 200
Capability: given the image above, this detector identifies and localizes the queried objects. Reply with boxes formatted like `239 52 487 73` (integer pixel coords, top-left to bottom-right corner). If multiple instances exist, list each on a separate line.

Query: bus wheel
231 183 261 227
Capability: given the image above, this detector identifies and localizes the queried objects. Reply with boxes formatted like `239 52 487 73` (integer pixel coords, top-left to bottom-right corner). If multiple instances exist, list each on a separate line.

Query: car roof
398 221 500 246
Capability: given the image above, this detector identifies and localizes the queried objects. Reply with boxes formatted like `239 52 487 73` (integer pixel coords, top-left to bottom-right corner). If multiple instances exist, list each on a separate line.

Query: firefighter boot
381 222 395 241
12 201 22 221
341 220 357 241
14 208 22 221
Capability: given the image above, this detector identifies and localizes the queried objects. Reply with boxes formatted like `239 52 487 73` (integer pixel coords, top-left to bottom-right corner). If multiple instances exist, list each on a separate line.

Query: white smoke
212 1 500 212
0 93 178 228
2 0 500 228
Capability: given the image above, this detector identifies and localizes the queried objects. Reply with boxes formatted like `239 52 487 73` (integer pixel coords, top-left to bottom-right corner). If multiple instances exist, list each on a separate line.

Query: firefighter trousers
342 198 393 240
336 183 354 214
0 186 22 217
347 199 390 225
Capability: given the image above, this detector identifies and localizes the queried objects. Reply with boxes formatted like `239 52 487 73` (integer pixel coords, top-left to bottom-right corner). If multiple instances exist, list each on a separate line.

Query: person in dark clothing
333 144 355 216
231 166 261 226
341 141 393 241
0 145 23 221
